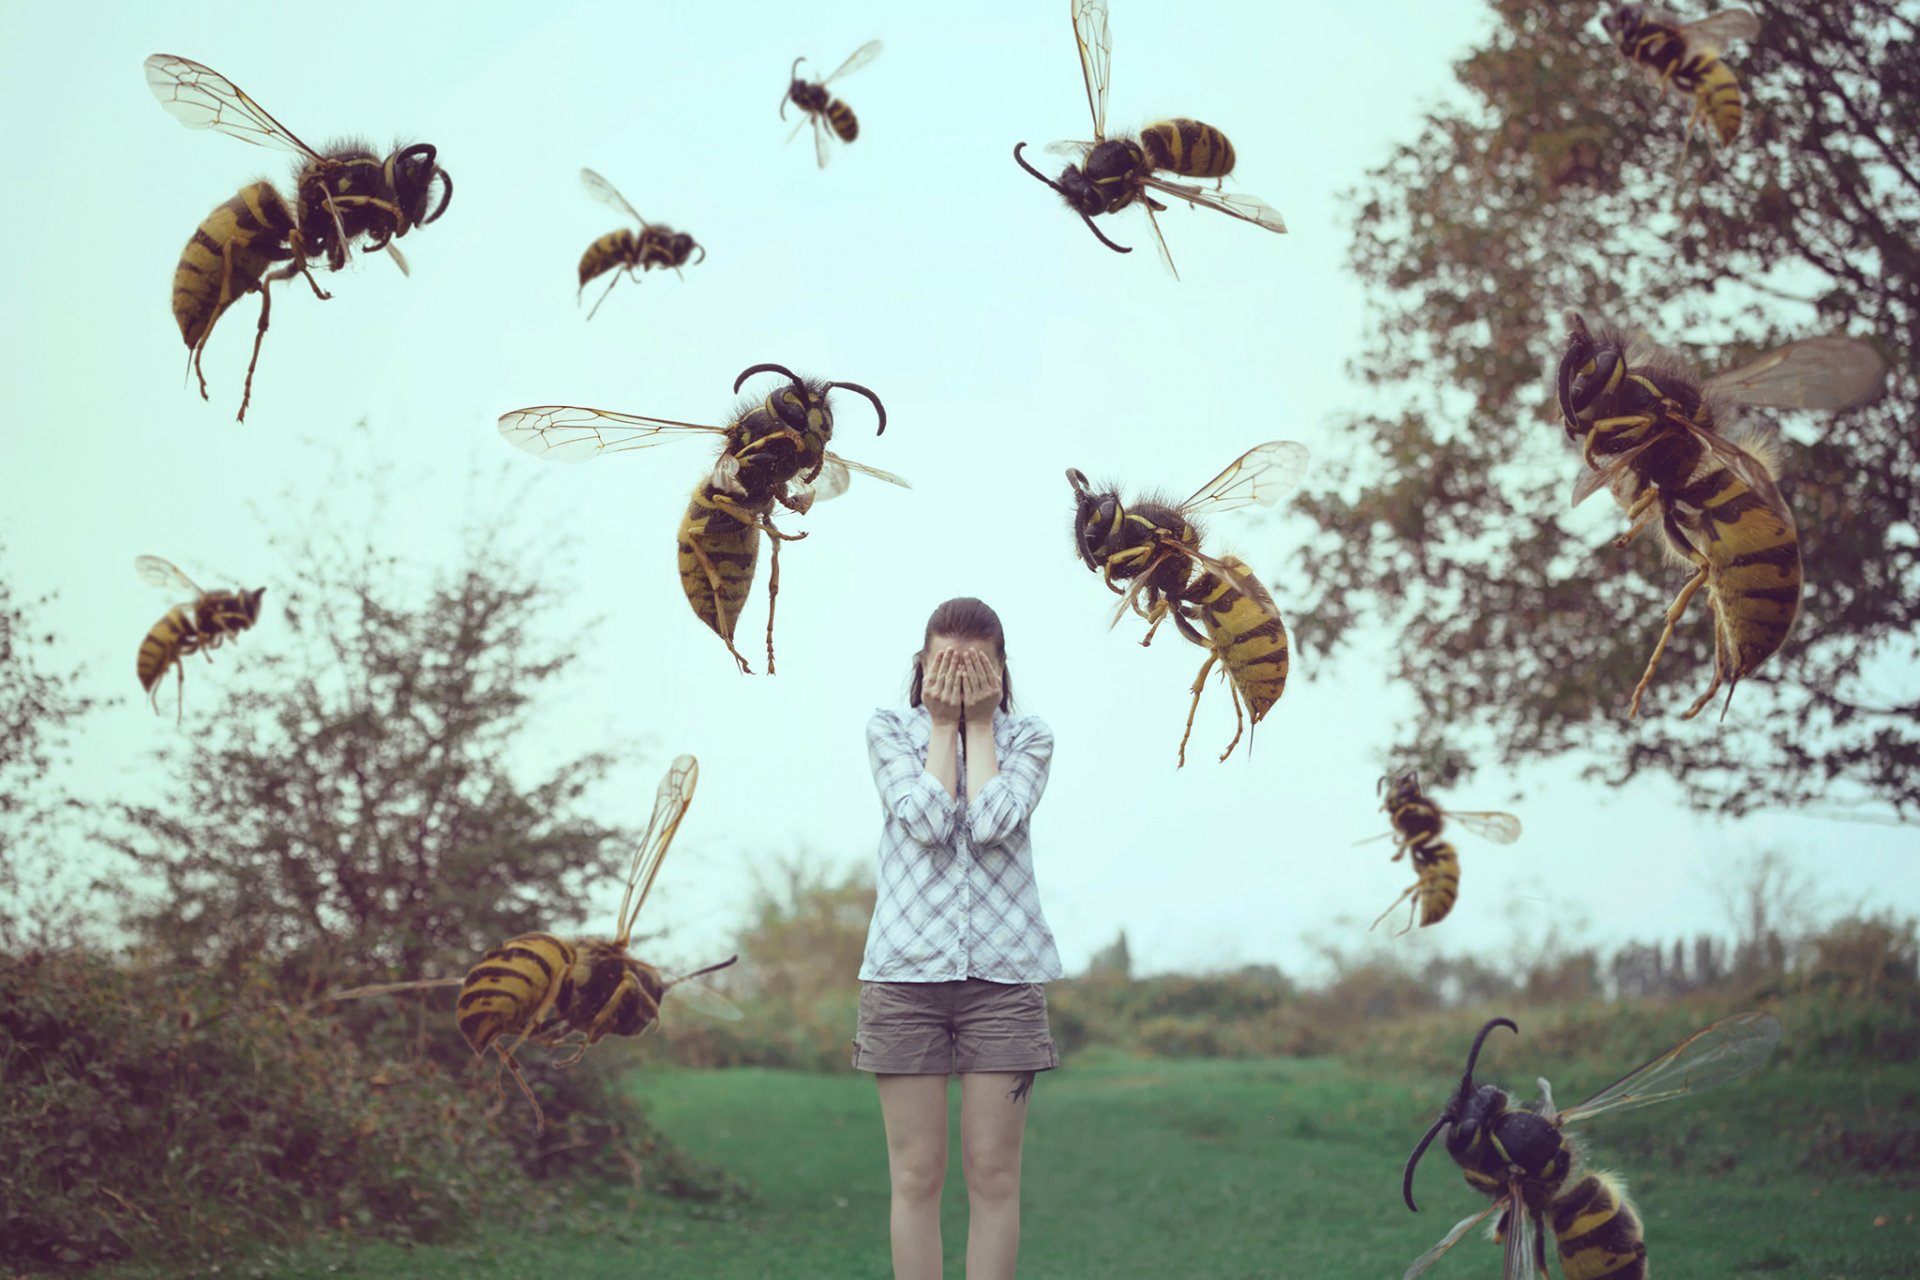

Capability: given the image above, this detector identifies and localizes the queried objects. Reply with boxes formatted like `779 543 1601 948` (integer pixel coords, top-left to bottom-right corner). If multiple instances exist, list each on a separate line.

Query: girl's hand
922 649 963 725
960 651 1002 719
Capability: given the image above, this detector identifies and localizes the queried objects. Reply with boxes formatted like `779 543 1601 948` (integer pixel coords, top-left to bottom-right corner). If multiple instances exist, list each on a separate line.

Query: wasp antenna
734 362 803 393
1401 1114 1449 1213
780 57 805 118
1066 467 1093 497
424 167 453 224
1013 142 1068 196
693 242 707 265
827 380 887 435
1462 1017 1518 1089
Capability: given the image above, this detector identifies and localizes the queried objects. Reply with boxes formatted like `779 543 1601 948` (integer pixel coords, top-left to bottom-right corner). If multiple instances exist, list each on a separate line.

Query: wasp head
1402 1016 1518 1212
669 232 705 266
1556 310 1628 441
1014 143 1133 256
1066 468 1120 571
733 363 887 441
385 143 453 235
242 587 267 624
1379 768 1423 810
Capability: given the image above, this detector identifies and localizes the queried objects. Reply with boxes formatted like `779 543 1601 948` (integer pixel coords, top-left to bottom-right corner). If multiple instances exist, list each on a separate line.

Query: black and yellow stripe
1551 1171 1648 1279
137 605 197 694
1141 118 1236 179
455 931 576 1056
1609 10 1745 146
676 484 764 672
170 181 298 350
824 96 859 142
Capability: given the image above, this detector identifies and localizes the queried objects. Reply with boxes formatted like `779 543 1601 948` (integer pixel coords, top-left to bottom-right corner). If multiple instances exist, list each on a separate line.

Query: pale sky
1 0 1911 984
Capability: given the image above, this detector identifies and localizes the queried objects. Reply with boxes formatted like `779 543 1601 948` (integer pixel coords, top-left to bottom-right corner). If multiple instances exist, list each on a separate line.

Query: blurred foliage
0 949 732 1275
0 550 95 948
1297 0 1920 815
104 474 636 985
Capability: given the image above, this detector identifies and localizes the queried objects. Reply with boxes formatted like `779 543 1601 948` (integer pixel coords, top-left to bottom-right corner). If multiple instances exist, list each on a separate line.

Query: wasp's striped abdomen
578 229 639 289
171 182 298 350
1190 555 1287 723
1683 458 1802 701
676 485 763 670
1683 56 1744 146
138 605 198 693
1141 118 1236 179
1550 1170 1648 1279
1408 840 1460 927
824 97 858 142
456 931 576 1055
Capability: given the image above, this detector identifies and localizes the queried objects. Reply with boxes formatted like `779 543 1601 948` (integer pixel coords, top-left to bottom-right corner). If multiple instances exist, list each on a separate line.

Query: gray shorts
852 978 1061 1075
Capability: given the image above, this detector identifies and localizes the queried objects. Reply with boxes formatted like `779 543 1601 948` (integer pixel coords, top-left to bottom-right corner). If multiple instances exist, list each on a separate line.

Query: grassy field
94 1050 1916 1279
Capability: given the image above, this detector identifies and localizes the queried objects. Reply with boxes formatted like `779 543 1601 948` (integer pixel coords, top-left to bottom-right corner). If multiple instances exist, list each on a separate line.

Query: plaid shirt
858 706 1065 983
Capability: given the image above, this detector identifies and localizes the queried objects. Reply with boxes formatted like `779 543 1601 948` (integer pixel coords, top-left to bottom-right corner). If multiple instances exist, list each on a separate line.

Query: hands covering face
922 647 1002 725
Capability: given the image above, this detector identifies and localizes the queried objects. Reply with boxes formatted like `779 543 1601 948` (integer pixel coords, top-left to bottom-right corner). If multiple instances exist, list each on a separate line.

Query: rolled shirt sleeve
868 710 960 848
967 719 1053 851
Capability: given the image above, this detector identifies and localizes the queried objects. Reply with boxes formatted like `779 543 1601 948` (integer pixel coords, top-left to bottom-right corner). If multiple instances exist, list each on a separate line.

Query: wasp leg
489 1043 548 1134
1177 652 1219 768
174 663 186 725
1215 669 1247 763
1139 600 1172 648
237 260 307 423
683 535 754 674
585 267 627 321
1582 414 1657 468
1682 596 1732 721
1614 490 1662 549
1371 883 1419 935
1628 560 1710 718
758 516 808 676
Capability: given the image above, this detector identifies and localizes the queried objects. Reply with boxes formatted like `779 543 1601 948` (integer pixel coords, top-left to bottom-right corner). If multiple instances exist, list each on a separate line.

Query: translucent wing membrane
614 755 699 948
581 168 647 228
1105 543 1261 631
1179 441 1312 514
1447 811 1523 844
1072 0 1112 140
1403 1201 1501 1279
1680 9 1762 49
311 977 461 1005
803 452 913 507
135 555 204 597
497 406 730 462
666 971 745 1022
1045 139 1098 159
1555 1010 1782 1126
1703 336 1888 411
1140 175 1290 235
1503 1203 1546 1280
144 53 323 158
825 39 882 84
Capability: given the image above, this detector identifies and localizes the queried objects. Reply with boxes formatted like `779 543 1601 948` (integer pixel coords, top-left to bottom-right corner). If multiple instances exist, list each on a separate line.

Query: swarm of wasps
1402 1011 1781 1279
317 755 739 1132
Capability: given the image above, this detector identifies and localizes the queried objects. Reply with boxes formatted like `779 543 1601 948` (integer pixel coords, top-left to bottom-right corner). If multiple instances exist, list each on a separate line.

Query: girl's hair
908 597 1014 713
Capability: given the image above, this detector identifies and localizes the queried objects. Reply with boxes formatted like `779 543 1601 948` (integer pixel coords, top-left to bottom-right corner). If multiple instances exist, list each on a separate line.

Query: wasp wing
581 167 649 229
814 114 832 169
1141 201 1180 280
385 241 410 277
1045 139 1098 159
803 453 913 509
826 452 911 490
1679 419 1798 532
1554 1011 1782 1126
1570 433 1664 508
308 977 462 1007
498 406 731 463
135 555 205 598
664 956 746 1022
1177 441 1312 514
1679 9 1762 49
1138 174 1289 236
1403 1201 1503 1279
1502 1202 1547 1280
1351 830 1396 848
144 53 325 159
1703 336 1887 411
823 39 883 85
1072 0 1112 141
614 754 700 948
1446 811 1523 844
1106 548 1181 630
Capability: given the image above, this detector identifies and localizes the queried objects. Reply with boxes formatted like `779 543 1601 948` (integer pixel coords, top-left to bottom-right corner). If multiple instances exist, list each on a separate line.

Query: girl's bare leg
960 1072 1031 1280
877 1073 950 1280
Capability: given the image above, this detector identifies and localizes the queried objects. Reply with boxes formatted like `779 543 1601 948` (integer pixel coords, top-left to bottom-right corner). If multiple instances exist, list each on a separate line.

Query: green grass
91 1050 1917 1279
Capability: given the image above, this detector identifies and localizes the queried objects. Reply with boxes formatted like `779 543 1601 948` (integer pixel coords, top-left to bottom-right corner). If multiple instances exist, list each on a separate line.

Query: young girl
856 596 1063 1280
